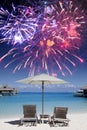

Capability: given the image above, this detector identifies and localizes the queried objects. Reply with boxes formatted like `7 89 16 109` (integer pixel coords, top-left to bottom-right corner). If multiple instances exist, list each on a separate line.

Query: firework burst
35 0 85 75
0 4 39 45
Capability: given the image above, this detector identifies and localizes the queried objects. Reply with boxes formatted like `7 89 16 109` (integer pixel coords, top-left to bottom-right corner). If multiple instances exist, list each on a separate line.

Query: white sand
0 113 87 130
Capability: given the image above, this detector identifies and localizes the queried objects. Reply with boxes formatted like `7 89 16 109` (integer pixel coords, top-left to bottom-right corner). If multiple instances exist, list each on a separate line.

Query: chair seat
21 117 37 121
49 107 70 127
21 105 38 126
53 118 69 122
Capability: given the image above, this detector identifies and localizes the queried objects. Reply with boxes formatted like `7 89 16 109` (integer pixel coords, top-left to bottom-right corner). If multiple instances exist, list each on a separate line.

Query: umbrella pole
42 81 44 116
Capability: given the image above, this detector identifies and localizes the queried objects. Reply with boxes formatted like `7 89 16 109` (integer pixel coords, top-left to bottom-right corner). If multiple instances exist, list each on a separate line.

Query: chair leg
49 120 55 127
21 119 23 125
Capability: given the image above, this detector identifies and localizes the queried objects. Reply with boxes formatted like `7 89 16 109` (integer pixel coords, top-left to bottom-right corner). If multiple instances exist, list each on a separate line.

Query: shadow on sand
5 119 22 126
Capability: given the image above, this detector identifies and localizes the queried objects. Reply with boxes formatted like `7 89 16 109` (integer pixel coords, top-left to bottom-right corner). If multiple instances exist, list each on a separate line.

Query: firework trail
0 0 86 76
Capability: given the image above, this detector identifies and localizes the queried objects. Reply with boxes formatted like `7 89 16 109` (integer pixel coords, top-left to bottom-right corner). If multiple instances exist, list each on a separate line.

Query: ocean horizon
0 92 87 118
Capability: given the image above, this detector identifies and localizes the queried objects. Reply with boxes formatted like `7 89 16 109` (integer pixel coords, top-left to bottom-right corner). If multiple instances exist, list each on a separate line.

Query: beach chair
21 105 38 126
50 107 69 127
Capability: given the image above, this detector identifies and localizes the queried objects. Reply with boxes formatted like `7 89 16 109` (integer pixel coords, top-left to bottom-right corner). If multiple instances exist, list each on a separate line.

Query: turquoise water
0 92 87 118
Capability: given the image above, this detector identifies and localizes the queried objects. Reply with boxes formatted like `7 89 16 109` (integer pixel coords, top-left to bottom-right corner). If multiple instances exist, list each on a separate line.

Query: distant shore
0 112 87 130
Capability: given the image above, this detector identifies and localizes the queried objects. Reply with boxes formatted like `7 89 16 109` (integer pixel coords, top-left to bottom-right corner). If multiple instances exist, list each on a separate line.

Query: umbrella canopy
17 73 68 115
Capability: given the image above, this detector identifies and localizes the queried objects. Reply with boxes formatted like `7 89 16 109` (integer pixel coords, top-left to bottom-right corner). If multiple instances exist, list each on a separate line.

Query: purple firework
0 4 39 45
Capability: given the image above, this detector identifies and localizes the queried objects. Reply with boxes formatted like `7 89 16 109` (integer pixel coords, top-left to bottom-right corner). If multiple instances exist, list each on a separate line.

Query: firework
0 0 85 76
0 4 39 45
35 0 85 75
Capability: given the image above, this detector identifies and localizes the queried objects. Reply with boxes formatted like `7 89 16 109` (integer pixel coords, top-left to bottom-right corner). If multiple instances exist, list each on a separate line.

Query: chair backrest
54 107 68 119
23 105 36 118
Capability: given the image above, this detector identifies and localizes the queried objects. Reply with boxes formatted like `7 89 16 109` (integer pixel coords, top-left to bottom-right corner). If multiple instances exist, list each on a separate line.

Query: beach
0 92 87 130
0 112 87 130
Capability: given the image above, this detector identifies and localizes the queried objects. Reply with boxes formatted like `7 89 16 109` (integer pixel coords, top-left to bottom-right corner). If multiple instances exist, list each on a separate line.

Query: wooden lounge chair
21 105 38 126
50 107 69 127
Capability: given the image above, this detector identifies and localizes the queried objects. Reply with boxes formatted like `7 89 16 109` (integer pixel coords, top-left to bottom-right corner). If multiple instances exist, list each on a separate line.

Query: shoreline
0 112 87 130
0 110 87 119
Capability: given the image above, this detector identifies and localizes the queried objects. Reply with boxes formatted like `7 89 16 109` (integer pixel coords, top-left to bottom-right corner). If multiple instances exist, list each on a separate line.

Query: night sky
0 0 87 92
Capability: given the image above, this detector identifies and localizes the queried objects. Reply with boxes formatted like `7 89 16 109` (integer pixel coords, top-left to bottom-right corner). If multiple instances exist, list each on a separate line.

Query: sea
0 92 87 118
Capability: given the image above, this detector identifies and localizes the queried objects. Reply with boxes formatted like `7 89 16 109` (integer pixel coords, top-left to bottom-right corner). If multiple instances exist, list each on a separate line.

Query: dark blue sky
0 0 87 92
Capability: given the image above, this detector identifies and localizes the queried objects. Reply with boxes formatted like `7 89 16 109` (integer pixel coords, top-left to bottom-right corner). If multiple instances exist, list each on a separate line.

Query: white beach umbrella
17 73 68 115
